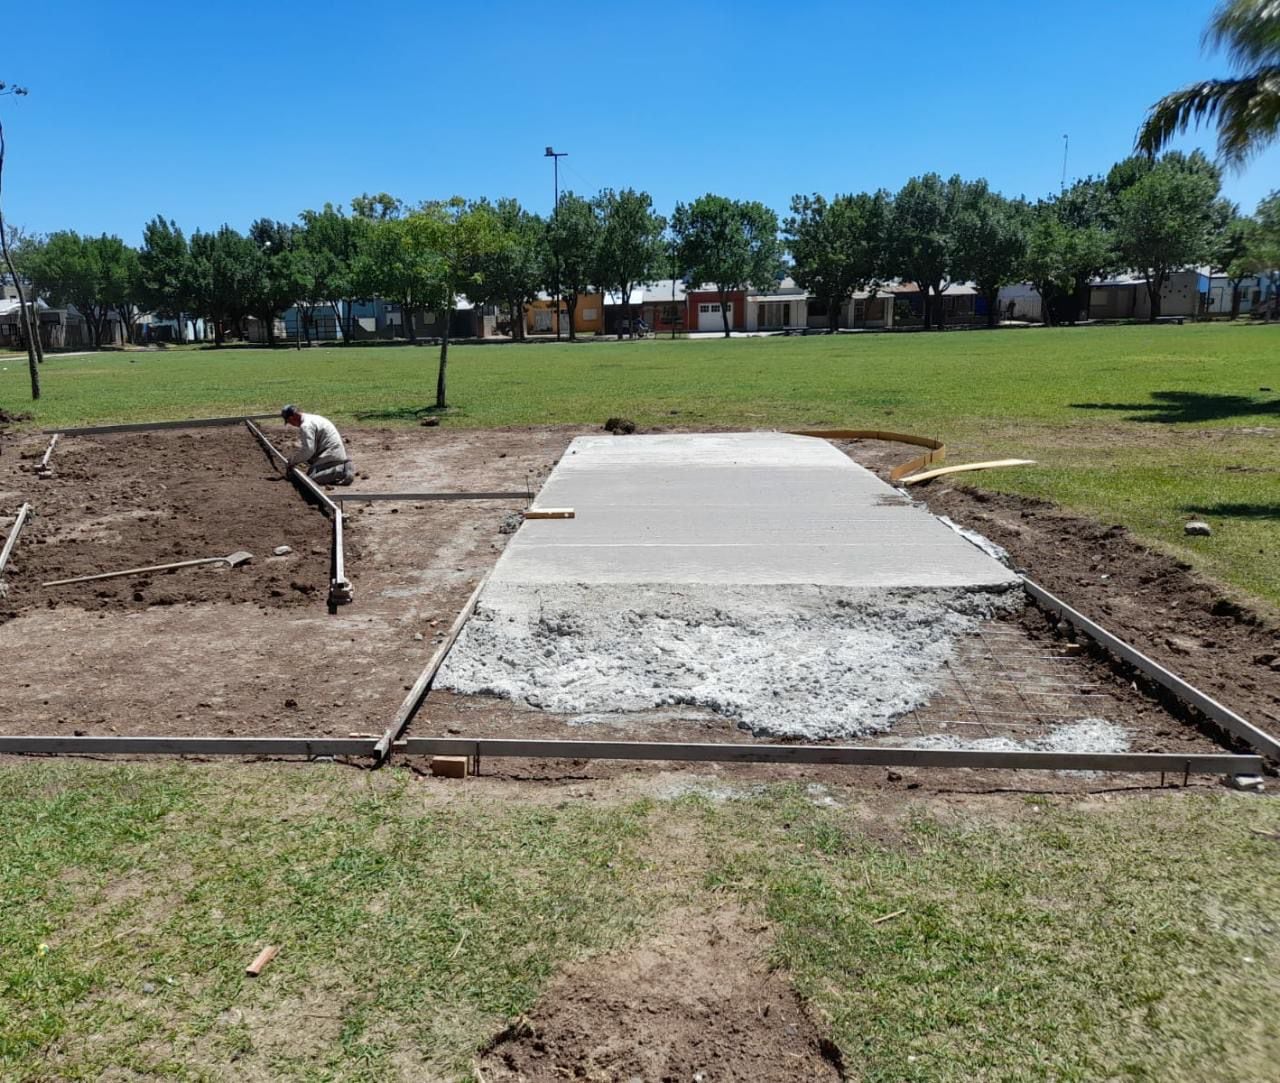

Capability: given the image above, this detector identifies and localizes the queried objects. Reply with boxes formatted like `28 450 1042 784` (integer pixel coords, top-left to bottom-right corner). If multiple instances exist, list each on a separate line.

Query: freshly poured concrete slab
506 433 1018 589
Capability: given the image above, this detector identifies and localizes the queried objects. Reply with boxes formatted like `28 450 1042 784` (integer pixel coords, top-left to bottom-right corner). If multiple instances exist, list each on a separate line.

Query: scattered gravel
439 581 1024 739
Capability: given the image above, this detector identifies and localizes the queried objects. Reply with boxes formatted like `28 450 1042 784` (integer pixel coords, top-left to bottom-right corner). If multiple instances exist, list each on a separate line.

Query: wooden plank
338 491 530 503
1024 577 1280 762
901 459 1037 485
785 428 947 483
0 736 378 756
394 737 1262 774
374 575 489 761
0 502 32 577
245 945 280 976
49 414 277 437
524 508 575 520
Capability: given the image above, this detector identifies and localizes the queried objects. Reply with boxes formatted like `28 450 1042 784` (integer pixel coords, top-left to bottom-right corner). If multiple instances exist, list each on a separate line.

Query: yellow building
525 291 605 337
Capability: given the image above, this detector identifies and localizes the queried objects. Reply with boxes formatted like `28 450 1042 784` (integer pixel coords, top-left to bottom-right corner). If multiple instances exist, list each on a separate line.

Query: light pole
545 146 567 341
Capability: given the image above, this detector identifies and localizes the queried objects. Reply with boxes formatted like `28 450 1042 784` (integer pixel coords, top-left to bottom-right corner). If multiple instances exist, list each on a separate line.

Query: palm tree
1136 0 1280 165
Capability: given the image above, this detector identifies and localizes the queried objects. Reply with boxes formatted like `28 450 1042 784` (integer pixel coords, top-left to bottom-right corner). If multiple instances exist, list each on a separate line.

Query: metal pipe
338 491 530 503
0 736 376 756
49 414 278 437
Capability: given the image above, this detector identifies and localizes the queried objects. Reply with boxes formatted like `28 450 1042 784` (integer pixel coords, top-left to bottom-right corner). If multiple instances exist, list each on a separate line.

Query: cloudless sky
5 0 1279 241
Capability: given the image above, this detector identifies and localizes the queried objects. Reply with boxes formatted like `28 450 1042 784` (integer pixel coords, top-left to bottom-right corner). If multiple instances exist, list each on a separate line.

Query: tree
25 232 140 348
886 174 966 330
1113 157 1220 320
670 194 780 337
546 192 601 341
595 189 667 339
351 215 438 345
137 216 193 324
785 191 889 332
1255 190 1280 317
1022 208 1113 326
247 219 310 346
469 198 546 342
297 203 369 343
405 199 500 408
952 185 1029 328
1137 0 1280 166
207 226 261 342
1212 215 1261 317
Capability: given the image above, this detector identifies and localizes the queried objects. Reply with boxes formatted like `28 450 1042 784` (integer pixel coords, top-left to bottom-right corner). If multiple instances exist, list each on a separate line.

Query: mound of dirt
1 427 335 621
479 907 841 1082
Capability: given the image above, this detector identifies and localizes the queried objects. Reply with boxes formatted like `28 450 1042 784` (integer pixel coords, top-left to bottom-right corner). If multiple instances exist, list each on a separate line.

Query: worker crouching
281 404 355 486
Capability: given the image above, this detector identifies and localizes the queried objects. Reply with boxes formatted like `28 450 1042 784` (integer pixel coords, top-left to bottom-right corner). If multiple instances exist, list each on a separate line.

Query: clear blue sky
5 0 1278 242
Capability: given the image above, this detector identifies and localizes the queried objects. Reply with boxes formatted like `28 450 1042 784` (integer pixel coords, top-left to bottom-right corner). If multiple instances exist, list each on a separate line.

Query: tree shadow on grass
352 404 452 422
1070 390 1280 424
1182 502 1280 521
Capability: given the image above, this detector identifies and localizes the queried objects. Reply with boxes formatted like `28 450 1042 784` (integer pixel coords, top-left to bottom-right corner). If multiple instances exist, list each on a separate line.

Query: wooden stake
871 909 906 925
246 945 279 976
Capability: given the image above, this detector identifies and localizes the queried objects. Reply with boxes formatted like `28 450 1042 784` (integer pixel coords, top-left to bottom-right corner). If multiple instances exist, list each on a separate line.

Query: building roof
641 279 687 304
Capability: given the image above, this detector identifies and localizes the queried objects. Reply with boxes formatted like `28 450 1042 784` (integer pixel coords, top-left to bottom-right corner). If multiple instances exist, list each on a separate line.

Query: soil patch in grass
1 428 331 620
480 905 841 1082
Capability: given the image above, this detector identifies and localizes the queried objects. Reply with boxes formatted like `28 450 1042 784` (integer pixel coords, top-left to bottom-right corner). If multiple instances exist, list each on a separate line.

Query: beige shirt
287 413 347 469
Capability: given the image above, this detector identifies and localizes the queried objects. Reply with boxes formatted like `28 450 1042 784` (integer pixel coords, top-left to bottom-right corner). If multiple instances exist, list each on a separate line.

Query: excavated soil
919 484 1280 743
1 428 331 618
479 907 842 1082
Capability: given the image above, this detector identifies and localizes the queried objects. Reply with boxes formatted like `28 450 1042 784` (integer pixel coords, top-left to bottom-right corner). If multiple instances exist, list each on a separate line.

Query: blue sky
5 0 1278 242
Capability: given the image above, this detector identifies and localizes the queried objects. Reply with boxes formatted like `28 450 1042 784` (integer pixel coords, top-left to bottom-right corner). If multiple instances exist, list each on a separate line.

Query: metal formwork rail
49 414 278 436
0 502 32 576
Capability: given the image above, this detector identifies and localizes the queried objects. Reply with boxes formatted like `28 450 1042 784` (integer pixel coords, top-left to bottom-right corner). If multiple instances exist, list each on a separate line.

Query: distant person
280 404 354 486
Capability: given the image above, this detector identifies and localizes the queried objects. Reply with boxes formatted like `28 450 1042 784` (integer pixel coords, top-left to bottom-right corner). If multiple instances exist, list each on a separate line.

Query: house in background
890 282 980 326
1206 273 1276 317
525 291 605 336
601 286 646 335
745 276 808 331
1088 269 1208 320
640 280 687 335
687 285 748 333
996 282 1042 323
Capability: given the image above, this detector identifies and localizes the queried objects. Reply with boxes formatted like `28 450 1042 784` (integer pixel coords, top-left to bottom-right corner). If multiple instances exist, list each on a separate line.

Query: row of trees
15 148 1277 367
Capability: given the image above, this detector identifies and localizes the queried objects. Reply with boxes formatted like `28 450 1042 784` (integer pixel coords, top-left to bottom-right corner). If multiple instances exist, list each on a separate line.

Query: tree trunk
719 288 731 338
921 289 933 331
436 305 452 408
1147 275 1162 322
986 288 998 328
828 294 840 333
405 302 417 344
3 243 40 395
565 292 579 341
1230 283 1241 320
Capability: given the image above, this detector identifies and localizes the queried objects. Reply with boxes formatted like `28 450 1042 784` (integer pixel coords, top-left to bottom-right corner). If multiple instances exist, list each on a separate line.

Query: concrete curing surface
439 433 1026 739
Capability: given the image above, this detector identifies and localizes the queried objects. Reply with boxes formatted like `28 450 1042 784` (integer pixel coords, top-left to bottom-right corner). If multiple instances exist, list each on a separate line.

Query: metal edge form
375 575 489 762
394 737 1262 773
1023 576 1280 762
50 414 278 436
0 736 378 756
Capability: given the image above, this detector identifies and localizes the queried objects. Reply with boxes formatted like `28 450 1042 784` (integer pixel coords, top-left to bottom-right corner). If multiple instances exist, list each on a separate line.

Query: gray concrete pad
507 433 1018 589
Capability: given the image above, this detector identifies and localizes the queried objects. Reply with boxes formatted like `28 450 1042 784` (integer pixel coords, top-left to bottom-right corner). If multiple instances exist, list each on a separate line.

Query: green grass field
2 763 1276 1080
3 323 1277 605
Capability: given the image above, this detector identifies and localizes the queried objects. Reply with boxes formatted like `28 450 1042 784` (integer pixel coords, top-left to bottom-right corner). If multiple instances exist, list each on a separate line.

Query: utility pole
0 80 37 400
545 146 567 341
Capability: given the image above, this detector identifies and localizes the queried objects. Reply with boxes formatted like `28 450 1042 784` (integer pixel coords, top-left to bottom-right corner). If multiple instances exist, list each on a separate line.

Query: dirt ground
1 424 1270 770
479 906 841 1082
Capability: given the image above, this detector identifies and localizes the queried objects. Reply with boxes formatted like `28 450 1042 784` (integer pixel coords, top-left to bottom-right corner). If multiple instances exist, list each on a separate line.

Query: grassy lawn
1 762 1276 1080
2 322 1276 606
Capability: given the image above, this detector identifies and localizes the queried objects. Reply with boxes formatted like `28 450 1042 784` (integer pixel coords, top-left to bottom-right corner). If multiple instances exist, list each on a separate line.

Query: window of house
710 304 720 313
699 304 710 313
662 304 678 322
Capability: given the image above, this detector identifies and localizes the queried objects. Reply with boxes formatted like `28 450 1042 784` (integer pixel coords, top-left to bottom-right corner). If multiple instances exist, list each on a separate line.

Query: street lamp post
545 146 567 341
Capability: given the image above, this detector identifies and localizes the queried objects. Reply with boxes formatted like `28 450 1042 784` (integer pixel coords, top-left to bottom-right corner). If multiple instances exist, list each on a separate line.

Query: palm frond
1205 0 1280 70
1135 70 1280 164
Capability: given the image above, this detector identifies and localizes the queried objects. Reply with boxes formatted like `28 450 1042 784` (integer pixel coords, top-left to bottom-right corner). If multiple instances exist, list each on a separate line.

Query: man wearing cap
280 405 354 486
